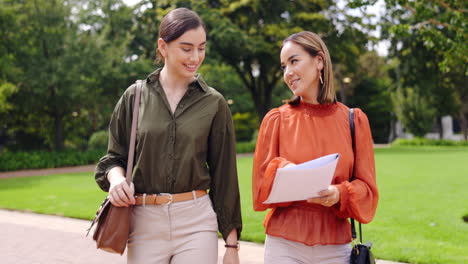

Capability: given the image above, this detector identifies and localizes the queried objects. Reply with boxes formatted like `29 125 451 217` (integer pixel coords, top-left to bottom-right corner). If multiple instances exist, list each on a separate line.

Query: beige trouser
127 194 219 264
264 235 351 264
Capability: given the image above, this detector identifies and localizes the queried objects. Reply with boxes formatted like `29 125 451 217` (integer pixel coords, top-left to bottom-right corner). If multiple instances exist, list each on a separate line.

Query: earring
319 75 324 86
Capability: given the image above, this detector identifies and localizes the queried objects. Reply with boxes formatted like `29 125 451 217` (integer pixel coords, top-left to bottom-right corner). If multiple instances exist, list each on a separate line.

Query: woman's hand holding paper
307 185 340 207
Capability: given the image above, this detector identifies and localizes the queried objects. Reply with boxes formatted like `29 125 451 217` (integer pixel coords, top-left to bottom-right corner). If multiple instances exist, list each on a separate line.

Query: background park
0 0 467 263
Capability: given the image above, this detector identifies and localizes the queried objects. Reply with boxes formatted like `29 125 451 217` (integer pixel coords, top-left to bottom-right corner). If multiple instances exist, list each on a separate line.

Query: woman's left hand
223 248 240 264
307 185 340 207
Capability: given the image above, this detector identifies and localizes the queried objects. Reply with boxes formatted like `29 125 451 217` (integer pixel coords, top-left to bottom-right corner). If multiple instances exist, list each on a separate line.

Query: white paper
263 153 340 204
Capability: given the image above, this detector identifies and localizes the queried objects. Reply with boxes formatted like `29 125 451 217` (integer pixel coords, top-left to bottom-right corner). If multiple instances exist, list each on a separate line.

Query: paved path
0 209 263 264
0 209 405 264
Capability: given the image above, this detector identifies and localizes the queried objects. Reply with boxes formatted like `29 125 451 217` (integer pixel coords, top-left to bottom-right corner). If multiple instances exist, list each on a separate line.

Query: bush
88 130 108 150
232 112 259 142
236 141 256 154
392 87 436 137
0 149 106 171
391 138 468 146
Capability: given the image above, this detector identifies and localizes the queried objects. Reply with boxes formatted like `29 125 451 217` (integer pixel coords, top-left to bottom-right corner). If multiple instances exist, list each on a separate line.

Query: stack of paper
263 153 340 204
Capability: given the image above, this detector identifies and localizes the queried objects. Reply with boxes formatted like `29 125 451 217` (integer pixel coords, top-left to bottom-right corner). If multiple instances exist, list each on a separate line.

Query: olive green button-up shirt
95 69 242 240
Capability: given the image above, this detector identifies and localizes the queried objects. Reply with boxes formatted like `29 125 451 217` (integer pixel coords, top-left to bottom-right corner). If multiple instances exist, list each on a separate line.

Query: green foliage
193 0 371 120
232 112 259 142
391 138 468 147
0 82 17 113
88 130 109 150
199 62 254 114
348 52 394 143
0 149 105 172
378 0 468 139
235 141 256 154
392 87 436 137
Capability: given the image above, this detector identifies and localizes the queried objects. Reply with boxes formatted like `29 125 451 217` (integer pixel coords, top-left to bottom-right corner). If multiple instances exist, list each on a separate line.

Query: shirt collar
146 68 209 93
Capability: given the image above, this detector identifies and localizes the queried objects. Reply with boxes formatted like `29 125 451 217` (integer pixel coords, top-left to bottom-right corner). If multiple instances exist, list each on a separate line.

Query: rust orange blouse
252 101 378 246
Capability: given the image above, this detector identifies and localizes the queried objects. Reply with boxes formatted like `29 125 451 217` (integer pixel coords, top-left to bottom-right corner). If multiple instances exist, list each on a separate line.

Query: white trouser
264 235 351 264
127 194 218 264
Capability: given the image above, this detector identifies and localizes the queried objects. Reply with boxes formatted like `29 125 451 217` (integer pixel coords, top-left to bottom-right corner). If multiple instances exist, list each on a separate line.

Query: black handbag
349 108 376 264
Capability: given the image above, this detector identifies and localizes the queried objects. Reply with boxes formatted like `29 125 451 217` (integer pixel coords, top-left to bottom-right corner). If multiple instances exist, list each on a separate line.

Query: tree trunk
54 112 64 150
460 111 468 140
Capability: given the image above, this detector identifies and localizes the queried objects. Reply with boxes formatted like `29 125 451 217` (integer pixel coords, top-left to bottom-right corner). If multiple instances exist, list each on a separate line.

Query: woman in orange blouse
252 31 378 263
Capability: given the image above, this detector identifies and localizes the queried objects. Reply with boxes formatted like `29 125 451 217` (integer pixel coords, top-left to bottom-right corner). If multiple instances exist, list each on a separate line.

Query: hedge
0 141 257 172
0 149 106 172
391 137 468 146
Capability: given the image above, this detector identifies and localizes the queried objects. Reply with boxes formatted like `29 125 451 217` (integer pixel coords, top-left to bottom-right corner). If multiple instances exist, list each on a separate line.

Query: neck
301 83 320 104
160 66 194 91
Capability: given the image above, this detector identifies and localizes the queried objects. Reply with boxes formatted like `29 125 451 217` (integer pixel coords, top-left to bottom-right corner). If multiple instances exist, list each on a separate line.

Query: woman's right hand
107 167 136 207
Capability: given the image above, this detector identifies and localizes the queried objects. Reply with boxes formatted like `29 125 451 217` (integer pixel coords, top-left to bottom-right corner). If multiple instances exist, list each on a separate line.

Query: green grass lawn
1 146 467 263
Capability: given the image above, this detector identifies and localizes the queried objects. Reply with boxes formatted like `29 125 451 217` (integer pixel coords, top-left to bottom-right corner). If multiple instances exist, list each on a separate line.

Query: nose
284 66 294 78
190 50 199 63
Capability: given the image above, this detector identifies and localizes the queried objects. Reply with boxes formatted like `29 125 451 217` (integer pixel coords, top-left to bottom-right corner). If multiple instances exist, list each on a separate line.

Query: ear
316 52 325 71
157 38 167 59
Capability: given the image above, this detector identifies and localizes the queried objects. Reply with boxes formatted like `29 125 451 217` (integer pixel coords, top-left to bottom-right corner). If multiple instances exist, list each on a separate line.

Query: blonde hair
282 31 336 105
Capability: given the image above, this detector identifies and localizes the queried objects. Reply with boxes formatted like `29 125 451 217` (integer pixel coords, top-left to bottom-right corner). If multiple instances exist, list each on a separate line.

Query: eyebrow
179 41 206 46
281 54 299 65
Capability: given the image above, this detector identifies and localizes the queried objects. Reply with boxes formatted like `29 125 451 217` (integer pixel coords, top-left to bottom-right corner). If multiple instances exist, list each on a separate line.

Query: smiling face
158 26 206 80
280 41 323 104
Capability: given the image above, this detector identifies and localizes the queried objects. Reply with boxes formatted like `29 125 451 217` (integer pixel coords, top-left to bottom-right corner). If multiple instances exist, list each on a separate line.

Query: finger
318 188 333 196
109 191 126 207
306 197 322 204
116 187 131 206
128 183 136 204
121 183 135 205
113 184 129 206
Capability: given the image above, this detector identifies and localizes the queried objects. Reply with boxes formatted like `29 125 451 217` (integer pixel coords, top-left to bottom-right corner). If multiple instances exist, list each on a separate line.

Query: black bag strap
349 108 363 243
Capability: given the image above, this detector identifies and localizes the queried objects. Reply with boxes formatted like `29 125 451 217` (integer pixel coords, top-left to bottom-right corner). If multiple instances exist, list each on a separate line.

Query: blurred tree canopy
0 0 466 150
379 0 468 138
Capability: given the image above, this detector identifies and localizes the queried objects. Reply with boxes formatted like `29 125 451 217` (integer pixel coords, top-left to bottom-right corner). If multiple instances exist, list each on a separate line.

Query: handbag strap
349 108 363 243
125 80 143 184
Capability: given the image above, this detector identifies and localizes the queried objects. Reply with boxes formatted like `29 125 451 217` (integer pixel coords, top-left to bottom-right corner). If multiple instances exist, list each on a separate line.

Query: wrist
225 242 240 251
107 167 125 184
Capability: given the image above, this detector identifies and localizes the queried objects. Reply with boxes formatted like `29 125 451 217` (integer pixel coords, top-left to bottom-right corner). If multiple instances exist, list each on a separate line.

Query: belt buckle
158 193 173 205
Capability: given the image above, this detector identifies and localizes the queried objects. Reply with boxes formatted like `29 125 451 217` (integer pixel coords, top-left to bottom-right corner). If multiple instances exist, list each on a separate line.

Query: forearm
225 229 238 245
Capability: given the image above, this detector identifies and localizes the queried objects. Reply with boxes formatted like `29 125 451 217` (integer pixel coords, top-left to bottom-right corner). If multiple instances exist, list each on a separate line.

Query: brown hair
156 8 206 63
282 31 336 106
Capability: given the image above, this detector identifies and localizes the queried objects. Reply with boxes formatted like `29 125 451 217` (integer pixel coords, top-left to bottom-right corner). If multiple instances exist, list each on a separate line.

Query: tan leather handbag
86 80 143 255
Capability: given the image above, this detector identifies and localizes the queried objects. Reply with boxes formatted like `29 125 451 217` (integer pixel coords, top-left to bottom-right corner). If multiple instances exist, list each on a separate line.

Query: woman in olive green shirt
95 8 242 264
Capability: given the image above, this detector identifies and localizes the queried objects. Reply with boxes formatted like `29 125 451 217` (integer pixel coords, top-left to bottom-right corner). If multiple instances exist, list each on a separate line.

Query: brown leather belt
134 190 207 206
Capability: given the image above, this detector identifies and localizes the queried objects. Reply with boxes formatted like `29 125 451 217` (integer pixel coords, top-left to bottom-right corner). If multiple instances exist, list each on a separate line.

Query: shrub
0 149 106 171
232 112 259 142
392 87 436 137
391 138 468 146
236 141 256 154
88 130 108 150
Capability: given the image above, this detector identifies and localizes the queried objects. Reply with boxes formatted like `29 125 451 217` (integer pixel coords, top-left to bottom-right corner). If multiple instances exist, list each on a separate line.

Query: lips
184 63 198 72
289 78 300 86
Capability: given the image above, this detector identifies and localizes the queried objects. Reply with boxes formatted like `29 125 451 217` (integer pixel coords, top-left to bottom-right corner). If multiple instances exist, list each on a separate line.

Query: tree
348 52 394 143
0 0 143 150
392 86 436 137
380 0 468 138
191 0 371 120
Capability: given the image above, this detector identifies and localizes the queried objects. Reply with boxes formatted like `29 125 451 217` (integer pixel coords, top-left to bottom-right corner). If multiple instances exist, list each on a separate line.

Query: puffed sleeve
335 108 379 223
94 85 136 192
207 97 242 241
252 109 293 212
